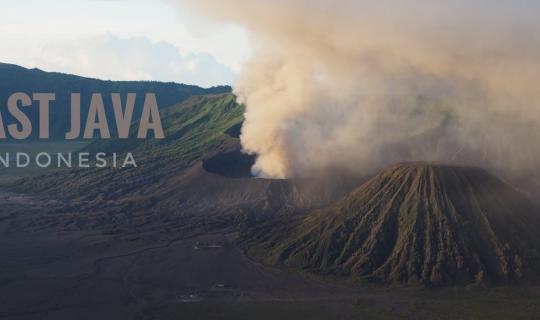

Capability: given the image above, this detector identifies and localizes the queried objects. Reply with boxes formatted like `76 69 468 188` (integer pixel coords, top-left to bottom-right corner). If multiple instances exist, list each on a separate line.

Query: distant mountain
0 62 231 139
244 163 540 286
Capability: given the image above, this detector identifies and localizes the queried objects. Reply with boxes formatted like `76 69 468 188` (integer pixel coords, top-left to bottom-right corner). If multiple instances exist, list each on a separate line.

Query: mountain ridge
0 62 231 139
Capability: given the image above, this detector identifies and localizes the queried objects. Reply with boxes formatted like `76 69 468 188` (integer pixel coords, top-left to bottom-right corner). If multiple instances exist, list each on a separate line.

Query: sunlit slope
83 93 244 159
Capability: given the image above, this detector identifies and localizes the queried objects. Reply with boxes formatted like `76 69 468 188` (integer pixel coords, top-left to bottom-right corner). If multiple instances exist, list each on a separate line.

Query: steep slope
245 163 540 286
11 93 245 198
0 62 230 139
9 93 360 233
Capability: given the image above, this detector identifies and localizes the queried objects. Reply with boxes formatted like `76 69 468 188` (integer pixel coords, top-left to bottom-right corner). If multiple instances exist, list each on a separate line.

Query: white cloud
22 34 236 87
0 0 251 85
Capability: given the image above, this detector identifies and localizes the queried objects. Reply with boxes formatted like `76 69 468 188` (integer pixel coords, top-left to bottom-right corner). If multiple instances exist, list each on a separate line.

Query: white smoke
170 0 540 179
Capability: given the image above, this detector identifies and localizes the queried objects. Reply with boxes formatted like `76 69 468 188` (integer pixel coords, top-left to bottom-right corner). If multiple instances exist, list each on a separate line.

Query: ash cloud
172 0 540 179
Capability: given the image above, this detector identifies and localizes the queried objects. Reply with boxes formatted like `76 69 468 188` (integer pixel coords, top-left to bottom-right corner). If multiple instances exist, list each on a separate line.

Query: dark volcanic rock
246 163 540 286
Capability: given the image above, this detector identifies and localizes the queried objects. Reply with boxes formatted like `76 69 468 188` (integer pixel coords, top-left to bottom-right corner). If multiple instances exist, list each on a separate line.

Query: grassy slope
84 93 243 160
10 93 244 198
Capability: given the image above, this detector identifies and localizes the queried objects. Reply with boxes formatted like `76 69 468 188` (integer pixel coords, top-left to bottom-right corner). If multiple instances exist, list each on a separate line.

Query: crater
202 150 255 178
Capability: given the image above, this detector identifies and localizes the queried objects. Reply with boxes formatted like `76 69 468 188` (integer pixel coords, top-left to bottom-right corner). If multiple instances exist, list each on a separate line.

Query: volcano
246 163 540 286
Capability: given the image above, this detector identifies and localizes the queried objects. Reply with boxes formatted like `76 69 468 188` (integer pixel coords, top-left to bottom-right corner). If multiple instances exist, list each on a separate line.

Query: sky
0 0 252 87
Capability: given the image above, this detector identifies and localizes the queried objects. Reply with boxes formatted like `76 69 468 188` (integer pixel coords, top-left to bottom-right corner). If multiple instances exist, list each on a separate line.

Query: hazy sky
0 0 252 87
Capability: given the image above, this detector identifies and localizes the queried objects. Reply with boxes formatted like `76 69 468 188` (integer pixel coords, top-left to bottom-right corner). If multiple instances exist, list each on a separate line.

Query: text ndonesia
0 93 165 169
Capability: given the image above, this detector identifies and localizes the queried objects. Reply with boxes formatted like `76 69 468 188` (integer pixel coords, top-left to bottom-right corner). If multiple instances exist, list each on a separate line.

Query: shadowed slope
246 163 540 286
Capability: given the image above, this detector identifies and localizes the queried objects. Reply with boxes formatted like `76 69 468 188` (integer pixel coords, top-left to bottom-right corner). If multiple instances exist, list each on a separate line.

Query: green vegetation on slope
84 93 243 161
10 93 245 198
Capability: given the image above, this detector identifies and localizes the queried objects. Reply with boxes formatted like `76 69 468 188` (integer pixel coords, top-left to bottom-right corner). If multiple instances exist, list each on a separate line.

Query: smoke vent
202 150 255 178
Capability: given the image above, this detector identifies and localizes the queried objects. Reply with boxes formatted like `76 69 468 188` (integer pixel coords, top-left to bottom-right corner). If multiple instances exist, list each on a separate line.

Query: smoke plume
173 0 540 179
